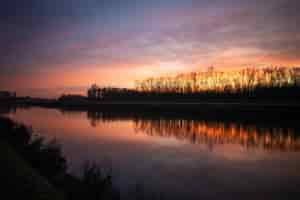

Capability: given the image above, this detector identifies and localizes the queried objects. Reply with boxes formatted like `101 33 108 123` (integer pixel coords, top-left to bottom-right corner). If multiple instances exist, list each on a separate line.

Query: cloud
1 0 300 95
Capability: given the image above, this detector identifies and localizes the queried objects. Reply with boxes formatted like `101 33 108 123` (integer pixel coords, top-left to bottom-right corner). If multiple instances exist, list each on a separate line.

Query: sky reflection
4 107 300 199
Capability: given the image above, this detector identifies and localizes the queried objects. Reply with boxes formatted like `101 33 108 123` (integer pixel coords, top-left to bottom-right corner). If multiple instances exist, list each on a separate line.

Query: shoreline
3 98 300 109
2 98 300 122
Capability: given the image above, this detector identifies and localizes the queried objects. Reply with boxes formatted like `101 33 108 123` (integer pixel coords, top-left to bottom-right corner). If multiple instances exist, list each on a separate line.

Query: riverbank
0 141 65 200
0 116 170 200
0 117 118 200
2 98 300 121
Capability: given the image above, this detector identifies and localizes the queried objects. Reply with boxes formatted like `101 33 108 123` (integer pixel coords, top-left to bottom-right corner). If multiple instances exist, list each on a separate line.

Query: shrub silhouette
0 117 66 179
0 117 118 200
1 116 164 200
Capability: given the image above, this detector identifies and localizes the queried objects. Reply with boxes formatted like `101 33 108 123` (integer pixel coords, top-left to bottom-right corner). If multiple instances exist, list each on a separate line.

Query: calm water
4 107 300 199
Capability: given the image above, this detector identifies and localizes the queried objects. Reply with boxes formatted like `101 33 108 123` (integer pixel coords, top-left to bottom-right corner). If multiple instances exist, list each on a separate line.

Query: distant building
58 94 86 101
87 84 136 100
0 91 16 99
87 84 103 99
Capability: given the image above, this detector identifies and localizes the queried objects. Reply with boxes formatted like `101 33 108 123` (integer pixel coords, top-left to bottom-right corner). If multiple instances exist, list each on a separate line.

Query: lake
4 106 300 199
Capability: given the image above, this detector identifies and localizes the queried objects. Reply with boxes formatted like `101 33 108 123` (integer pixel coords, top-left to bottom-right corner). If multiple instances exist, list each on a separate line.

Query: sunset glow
2 1 300 199
1 0 300 97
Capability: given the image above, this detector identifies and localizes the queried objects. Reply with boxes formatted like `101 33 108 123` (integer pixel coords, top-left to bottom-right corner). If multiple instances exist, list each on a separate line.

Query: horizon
5 66 298 98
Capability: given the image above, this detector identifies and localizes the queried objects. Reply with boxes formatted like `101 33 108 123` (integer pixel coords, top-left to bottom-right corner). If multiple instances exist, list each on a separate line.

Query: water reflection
0 105 16 115
87 110 300 152
4 107 300 199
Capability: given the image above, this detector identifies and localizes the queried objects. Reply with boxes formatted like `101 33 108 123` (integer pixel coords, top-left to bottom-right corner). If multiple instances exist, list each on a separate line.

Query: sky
1 0 300 97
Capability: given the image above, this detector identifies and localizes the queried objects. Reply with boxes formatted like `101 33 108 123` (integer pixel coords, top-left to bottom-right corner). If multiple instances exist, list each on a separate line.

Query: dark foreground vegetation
1 116 162 200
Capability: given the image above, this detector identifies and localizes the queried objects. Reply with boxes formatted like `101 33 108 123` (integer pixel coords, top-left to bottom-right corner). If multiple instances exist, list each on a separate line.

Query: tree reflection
134 119 300 151
87 111 300 152
0 105 16 114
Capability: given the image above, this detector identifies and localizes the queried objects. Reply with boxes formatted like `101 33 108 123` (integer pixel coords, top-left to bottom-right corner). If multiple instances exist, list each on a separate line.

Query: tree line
135 67 300 94
86 67 300 101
